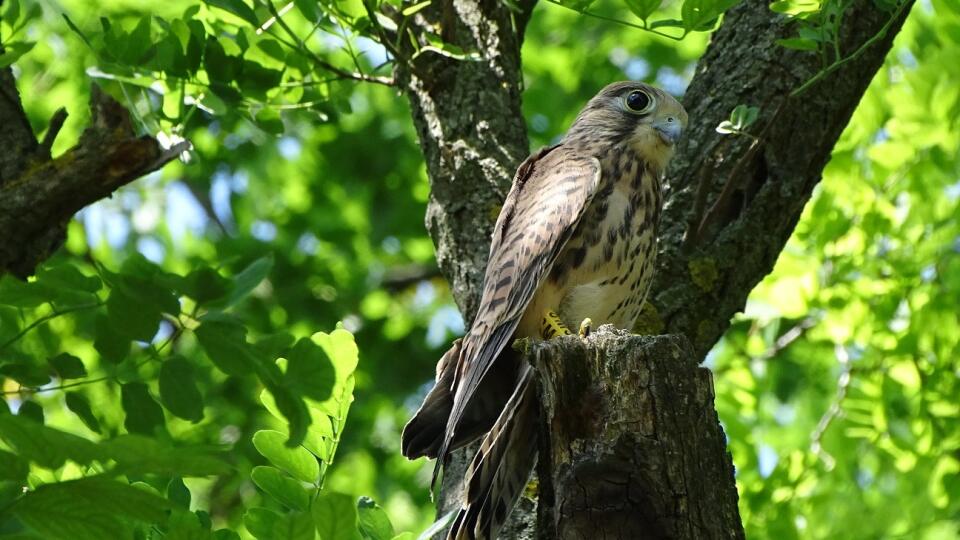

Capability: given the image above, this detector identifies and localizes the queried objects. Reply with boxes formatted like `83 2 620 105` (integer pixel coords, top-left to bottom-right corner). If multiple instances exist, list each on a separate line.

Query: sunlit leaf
253 430 319 483
250 466 310 510
312 492 360 540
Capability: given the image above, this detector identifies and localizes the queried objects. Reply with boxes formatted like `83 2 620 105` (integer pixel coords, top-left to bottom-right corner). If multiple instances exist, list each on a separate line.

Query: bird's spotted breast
546 144 663 329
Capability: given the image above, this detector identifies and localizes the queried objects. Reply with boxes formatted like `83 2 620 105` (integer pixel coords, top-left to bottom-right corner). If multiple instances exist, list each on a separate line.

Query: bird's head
565 81 688 171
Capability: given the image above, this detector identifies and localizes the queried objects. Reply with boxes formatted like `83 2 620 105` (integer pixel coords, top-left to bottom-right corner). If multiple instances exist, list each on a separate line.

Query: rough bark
394 0 537 324
529 327 742 540
392 0 538 520
0 82 187 278
400 0 915 536
651 0 916 359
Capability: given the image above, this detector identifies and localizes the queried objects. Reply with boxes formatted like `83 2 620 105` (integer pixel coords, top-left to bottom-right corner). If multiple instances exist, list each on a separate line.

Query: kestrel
402 81 687 540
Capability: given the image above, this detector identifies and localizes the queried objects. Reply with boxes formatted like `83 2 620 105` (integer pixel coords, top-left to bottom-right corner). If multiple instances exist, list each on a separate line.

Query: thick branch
529 327 742 539
395 0 537 323
0 54 39 184
394 0 538 522
652 0 915 357
0 86 187 278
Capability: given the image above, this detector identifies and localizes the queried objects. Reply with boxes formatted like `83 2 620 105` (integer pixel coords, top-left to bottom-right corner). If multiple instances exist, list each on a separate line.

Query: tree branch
652 0 915 357
0 85 189 278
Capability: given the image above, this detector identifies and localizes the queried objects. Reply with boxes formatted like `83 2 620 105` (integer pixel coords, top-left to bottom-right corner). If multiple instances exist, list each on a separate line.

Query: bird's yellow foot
523 477 539 499
578 318 593 338
541 309 571 339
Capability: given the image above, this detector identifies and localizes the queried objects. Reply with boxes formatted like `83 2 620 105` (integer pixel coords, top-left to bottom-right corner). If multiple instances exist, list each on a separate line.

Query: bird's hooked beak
653 116 683 145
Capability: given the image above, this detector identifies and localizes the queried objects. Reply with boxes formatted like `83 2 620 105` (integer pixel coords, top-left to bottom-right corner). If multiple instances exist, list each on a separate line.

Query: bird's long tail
447 365 539 540
401 339 463 460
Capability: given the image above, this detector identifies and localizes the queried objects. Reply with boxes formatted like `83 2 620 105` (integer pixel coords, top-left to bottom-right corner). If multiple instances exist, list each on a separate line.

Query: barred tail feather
402 339 462 460
447 366 539 540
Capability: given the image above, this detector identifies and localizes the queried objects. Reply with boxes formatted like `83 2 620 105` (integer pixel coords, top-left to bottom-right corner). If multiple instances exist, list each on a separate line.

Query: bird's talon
578 318 593 339
541 309 571 339
523 478 539 499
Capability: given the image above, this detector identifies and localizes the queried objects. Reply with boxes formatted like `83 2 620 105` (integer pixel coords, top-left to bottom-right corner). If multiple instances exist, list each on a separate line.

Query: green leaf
715 120 737 134
272 511 315 540
256 38 286 62
106 283 162 342
62 14 95 50
250 466 310 510
312 492 360 540
225 255 273 306
312 329 359 383
260 389 335 460
244 508 282 540
48 353 87 379
293 0 322 22
17 401 43 424
648 18 685 29
166 510 212 540
266 383 311 447
204 36 239 83
357 497 395 540
254 108 285 135
105 435 228 476
0 415 108 468
181 267 231 304
1 363 50 387
252 430 319 483
0 276 46 307
65 392 102 433
159 356 205 422
35 264 101 294
13 477 172 540
623 0 661 21
122 15 155 64
195 319 258 376
204 0 260 27
0 449 28 483
185 20 205 73
121 382 166 435
94 313 131 363
3 0 20 26
253 332 296 360
168 477 192 510
776 37 819 51
0 41 35 67
401 0 432 16
285 337 336 401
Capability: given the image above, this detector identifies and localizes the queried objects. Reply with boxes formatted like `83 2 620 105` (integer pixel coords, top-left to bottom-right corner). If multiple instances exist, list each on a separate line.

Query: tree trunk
530 327 743 540
400 0 915 536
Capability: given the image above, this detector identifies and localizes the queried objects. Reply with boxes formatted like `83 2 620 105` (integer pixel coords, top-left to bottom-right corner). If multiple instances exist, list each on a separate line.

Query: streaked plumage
402 82 687 540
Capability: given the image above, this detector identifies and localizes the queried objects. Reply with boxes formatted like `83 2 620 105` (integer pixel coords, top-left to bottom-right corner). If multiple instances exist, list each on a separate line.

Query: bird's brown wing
439 144 602 466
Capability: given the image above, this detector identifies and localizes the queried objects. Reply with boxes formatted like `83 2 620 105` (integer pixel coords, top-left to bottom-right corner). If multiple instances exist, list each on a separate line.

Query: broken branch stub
529 327 743 540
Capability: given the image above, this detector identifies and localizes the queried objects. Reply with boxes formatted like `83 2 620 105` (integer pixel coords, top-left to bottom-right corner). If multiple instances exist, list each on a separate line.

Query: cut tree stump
527 326 743 540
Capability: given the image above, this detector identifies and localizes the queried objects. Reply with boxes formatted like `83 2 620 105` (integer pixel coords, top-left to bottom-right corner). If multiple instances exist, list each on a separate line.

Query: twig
38 107 68 157
692 100 788 244
790 0 911 97
0 301 104 352
543 0 685 41
258 0 395 87
755 315 819 361
682 139 726 250
810 342 853 470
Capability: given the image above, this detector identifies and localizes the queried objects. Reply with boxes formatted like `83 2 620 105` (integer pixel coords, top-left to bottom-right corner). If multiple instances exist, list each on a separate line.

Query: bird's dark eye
625 90 654 114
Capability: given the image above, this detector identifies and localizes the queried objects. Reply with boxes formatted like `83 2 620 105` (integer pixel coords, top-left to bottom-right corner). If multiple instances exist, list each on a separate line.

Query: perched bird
402 81 687 540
